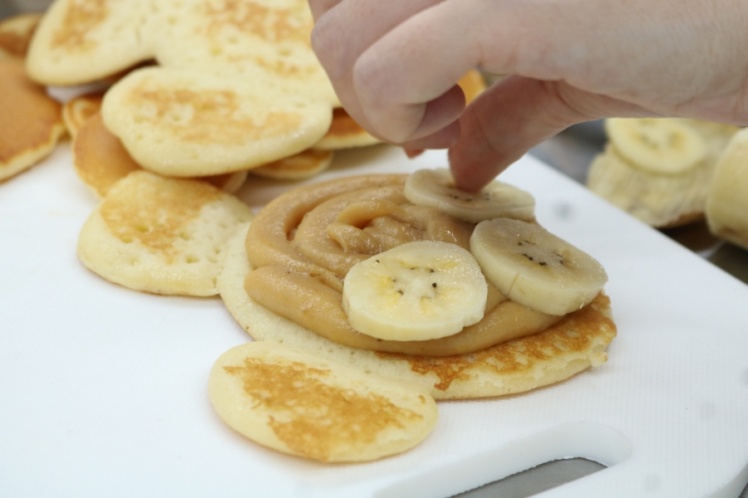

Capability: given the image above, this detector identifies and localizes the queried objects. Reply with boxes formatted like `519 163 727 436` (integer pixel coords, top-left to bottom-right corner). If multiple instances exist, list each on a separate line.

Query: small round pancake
249 148 334 181
0 12 42 59
217 223 616 400
209 340 438 462
71 99 248 197
72 112 141 197
78 170 253 296
101 66 333 177
312 108 380 151
0 57 65 182
154 0 338 106
62 91 105 138
202 170 248 194
25 0 157 85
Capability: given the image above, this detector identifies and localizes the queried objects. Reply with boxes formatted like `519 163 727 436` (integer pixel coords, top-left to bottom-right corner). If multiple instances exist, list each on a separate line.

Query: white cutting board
2 144 748 498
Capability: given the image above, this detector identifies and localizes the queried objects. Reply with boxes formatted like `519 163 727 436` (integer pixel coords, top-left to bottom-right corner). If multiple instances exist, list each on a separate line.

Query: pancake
203 170 248 194
209 340 438 463
154 0 338 106
313 108 380 151
249 148 334 180
101 66 333 177
72 106 248 197
77 170 253 296
0 12 42 59
72 111 141 197
218 220 616 401
25 0 156 85
62 91 105 138
0 57 65 182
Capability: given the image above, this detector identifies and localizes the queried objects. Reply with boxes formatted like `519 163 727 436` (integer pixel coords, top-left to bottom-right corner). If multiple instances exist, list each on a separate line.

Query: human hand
309 0 748 191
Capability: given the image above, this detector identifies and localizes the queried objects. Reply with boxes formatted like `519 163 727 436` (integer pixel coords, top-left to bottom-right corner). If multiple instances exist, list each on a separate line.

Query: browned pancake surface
0 57 65 181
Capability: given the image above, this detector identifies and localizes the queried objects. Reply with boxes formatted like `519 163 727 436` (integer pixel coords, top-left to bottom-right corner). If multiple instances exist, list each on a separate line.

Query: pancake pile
26 0 486 185
77 170 253 296
586 117 739 228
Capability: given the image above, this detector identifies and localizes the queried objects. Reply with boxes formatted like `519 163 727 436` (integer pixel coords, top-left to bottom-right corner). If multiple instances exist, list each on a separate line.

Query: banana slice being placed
470 218 608 316
606 118 708 175
342 240 488 341
706 127 748 250
404 168 535 223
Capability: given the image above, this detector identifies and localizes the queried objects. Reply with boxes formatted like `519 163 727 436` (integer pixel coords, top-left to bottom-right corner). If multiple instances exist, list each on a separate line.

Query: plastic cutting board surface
2 145 748 498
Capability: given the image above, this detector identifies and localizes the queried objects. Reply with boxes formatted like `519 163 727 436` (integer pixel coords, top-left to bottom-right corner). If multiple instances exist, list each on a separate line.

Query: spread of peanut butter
244 174 562 357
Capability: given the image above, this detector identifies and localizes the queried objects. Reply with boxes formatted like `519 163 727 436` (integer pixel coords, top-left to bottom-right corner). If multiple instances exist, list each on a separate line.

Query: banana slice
403 168 535 223
705 127 748 250
606 118 707 175
342 240 488 341
470 218 607 316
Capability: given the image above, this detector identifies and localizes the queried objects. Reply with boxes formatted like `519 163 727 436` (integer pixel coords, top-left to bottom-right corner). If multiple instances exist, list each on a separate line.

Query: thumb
448 76 647 191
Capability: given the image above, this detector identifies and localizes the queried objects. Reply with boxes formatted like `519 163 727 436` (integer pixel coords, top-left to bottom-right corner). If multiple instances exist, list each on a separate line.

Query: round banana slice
403 168 535 223
705 127 748 250
470 218 608 316
342 240 488 341
605 118 707 175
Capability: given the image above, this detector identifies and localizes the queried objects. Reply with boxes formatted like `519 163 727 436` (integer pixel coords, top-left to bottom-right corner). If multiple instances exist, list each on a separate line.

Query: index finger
308 0 340 21
310 0 443 140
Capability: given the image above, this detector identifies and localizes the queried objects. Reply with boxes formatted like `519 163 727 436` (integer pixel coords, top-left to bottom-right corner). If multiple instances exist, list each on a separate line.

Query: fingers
307 0 341 21
448 76 650 192
311 0 444 140
349 0 485 143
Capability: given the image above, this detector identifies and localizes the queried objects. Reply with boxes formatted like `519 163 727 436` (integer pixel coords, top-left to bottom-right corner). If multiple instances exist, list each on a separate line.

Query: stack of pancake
12 0 487 301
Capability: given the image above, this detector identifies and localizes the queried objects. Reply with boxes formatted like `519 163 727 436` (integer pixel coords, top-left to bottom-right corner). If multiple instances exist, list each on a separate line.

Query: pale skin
308 0 748 191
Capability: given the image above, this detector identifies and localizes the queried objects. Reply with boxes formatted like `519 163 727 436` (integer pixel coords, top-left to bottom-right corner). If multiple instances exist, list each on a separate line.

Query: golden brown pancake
0 12 42 59
25 0 156 85
249 148 334 180
70 97 249 197
313 108 380 151
217 175 616 400
154 0 339 106
0 57 65 182
209 340 438 462
77 170 253 296
62 91 105 138
101 66 333 177
72 111 141 197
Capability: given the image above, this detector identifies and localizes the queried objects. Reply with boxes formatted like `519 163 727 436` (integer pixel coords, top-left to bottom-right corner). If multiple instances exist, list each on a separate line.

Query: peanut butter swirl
245 174 562 356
